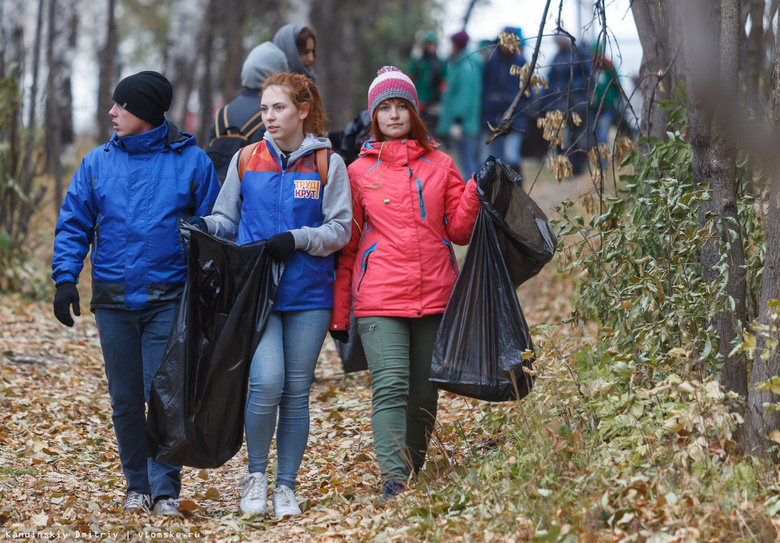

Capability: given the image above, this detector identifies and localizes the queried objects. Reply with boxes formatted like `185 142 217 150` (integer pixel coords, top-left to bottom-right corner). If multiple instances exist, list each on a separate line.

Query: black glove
475 155 497 192
53 282 81 327
186 216 207 232
265 231 296 260
330 330 349 344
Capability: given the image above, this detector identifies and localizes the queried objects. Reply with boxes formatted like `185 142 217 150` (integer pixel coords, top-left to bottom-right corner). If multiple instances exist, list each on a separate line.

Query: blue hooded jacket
52 120 220 311
481 45 528 132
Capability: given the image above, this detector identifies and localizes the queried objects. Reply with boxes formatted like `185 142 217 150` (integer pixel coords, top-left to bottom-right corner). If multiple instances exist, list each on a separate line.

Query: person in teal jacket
436 29 483 180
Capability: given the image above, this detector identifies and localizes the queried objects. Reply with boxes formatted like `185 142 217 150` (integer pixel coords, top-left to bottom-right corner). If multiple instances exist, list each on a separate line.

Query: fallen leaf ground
0 160 592 542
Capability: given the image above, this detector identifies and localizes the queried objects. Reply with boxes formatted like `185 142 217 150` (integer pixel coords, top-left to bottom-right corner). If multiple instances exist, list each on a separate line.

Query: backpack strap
215 104 230 138
315 148 329 187
240 111 264 139
238 142 260 181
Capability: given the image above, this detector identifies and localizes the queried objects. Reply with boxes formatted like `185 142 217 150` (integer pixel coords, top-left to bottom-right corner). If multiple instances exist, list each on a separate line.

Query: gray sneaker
152 497 183 517
123 491 151 512
272 485 301 517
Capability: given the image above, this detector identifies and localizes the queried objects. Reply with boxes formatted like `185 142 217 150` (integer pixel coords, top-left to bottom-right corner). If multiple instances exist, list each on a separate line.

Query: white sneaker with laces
123 490 151 512
272 485 301 517
152 497 183 517
240 472 268 515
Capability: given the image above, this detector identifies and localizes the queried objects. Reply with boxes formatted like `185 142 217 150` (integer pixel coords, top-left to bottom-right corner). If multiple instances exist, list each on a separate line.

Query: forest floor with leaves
7 160 777 542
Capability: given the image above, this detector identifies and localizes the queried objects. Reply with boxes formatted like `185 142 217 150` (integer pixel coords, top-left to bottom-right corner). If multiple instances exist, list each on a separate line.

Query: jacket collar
359 138 429 164
109 120 193 155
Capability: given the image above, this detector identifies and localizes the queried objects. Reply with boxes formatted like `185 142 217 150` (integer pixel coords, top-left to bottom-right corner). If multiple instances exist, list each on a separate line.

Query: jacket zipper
442 238 458 274
416 177 426 220
356 242 377 294
93 215 101 263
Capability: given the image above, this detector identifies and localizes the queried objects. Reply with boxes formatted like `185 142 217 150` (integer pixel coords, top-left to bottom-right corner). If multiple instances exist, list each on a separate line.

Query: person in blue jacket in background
480 26 529 186
544 31 594 175
51 71 220 518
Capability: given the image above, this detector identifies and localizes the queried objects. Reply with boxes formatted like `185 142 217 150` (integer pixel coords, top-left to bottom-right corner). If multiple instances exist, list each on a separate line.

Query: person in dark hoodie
205 42 289 182
272 24 318 82
51 71 220 517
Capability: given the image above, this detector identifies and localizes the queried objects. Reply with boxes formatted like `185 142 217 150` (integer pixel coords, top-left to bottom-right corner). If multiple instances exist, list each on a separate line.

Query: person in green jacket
436 29 483 180
408 31 444 131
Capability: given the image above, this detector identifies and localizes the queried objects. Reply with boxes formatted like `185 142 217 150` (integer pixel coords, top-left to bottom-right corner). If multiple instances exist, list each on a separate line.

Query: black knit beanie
111 71 173 127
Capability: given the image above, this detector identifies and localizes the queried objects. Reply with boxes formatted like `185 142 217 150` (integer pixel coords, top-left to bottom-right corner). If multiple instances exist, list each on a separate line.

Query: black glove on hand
475 155 497 192
186 216 207 232
330 330 349 344
53 282 80 327
265 231 296 260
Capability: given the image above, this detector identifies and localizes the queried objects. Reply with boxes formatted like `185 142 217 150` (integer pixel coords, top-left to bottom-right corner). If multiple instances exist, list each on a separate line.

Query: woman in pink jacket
330 66 481 499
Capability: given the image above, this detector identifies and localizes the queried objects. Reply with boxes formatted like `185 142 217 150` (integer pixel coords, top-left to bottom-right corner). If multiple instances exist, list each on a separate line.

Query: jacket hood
357 138 431 165
241 42 289 89
272 24 317 83
108 120 195 154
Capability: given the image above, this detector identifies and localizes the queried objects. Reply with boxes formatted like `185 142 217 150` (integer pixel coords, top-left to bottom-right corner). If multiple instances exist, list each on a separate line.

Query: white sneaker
239 472 268 515
272 485 301 517
123 490 151 512
152 497 183 518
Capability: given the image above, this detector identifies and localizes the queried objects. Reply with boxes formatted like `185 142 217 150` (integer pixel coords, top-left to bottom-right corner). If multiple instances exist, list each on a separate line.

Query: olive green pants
357 315 441 483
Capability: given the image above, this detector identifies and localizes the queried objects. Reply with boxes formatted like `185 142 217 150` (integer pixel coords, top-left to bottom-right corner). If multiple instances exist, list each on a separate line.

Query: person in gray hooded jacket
272 24 318 82
205 42 289 182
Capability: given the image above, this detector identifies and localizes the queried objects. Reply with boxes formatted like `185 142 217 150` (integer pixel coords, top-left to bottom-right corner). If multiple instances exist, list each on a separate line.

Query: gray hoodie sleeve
203 151 242 239
289 152 352 256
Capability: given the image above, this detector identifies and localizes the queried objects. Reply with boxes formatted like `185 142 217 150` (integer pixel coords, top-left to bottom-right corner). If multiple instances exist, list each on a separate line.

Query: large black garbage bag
146 222 283 468
430 159 556 401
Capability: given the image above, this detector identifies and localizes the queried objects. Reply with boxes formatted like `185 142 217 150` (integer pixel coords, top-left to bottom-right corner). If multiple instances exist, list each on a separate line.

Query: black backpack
205 105 264 184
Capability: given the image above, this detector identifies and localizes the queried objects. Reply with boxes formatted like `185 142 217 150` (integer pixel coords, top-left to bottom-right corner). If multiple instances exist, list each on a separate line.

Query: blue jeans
94 303 182 500
453 134 479 181
244 309 330 489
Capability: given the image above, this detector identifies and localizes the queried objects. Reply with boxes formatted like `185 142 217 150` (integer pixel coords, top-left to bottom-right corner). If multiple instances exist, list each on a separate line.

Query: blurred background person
480 26 528 186
437 29 483 180
205 42 289 183
408 30 445 132
544 31 594 175
273 24 318 82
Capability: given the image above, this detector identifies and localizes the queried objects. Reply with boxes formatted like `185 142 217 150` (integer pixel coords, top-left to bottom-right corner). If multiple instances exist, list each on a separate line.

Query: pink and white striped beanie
367 66 419 118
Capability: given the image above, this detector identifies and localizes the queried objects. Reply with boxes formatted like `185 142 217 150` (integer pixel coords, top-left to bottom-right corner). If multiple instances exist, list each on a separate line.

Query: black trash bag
146 222 284 468
335 309 369 373
430 159 556 401
477 158 557 288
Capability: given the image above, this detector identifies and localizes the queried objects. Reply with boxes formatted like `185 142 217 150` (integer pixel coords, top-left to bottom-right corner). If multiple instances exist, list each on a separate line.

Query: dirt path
0 162 594 541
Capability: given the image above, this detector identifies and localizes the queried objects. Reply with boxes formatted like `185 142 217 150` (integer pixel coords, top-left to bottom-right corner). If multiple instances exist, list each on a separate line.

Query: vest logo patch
294 179 321 199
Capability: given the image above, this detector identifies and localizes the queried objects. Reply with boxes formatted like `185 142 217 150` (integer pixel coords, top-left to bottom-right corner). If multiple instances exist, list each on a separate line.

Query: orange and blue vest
238 140 334 311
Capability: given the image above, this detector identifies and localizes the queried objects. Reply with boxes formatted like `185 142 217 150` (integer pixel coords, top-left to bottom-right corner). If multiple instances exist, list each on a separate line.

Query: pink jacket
331 138 480 329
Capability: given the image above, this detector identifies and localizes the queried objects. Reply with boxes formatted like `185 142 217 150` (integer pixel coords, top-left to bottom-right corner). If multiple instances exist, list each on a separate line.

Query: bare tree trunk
96 0 119 143
221 0 249 103
685 0 748 400
745 0 765 113
198 0 218 146
744 4 780 459
164 0 209 128
630 0 683 140
46 0 76 206
22 0 46 203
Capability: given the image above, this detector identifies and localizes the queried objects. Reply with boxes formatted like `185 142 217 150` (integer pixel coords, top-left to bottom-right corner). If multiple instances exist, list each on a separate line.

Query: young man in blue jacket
51 71 220 517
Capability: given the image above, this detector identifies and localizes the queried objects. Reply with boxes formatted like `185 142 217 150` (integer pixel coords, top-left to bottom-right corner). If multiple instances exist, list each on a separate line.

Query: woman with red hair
330 66 481 499
197 72 351 517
